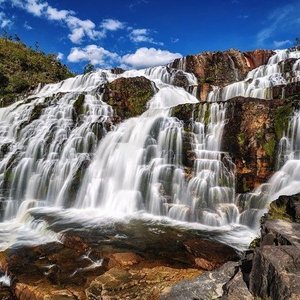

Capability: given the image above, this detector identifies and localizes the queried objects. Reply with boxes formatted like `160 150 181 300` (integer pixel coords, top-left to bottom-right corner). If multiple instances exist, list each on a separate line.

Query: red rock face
244 49 275 69
170 49 274 100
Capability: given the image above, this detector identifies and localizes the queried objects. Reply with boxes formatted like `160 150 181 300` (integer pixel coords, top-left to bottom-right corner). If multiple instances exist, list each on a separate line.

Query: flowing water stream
0 49 299 251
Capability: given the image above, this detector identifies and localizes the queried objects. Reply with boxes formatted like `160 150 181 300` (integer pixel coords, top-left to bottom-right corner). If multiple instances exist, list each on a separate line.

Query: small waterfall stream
0 49 299 250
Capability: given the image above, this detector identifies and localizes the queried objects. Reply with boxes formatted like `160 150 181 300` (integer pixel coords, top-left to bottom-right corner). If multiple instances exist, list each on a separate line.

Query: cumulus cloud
25 0 47 16
273 40 293 48
101 18 124 31
67 45 181 70
46 6 71 21
129 28 163 45
7 0 125 44
56 52 64 60
0 11 13 28
121 47 182 69
67 45 120 67
66 16 105 44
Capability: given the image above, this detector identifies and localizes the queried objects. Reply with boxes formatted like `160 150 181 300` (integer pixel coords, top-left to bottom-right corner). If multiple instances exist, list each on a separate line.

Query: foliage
237 133 245 146
249 237 260 249
268 201 292 222
263 138 276 158
274 105 293 139
0 37 74 106
83 63 95 74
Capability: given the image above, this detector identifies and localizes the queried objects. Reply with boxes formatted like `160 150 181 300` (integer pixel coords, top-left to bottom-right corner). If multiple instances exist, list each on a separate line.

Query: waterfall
0 48 299 249
267 110 300 200
208 49 300 101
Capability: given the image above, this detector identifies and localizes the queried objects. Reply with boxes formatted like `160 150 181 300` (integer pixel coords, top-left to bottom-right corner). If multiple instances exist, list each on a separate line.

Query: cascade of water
267 110 300 200
0 48 299 251
0 66 198 223
0 90 113 220
208 49 300 102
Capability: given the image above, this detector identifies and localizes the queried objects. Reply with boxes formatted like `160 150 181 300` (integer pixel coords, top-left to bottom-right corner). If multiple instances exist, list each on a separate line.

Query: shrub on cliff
0 36 74 106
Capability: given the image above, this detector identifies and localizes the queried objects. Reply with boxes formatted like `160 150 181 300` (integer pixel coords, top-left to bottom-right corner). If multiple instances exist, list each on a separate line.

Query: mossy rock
263 139 276 158
105 76 154 120
274 105 293 139
249 237 260 249
267 201 293 222
73 94 85 116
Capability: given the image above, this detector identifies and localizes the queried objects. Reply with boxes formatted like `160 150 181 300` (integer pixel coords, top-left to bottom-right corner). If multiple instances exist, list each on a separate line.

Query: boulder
103 76 154 121
222 270 254 300
249 246 300 299
159 261 239 300
86 266 200 300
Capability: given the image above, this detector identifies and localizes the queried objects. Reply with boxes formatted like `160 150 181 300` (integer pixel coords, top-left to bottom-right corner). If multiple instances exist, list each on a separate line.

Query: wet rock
183 239 239 270
261 219 300 247
222 270 254 300
159 261 238 300
108 252 143 268
15 282 84 300
0 287 13 300
111 67 125 75
268 193 300 223
223 97 290 192
103 76 154 121
86 266 200 300
249 245 300 299
244 49 275 69
170 49 273 100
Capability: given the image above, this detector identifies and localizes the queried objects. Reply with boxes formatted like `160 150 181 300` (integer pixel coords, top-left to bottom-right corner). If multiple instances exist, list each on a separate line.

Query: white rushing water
0 49 299 250
267 110 300 200
207 49 300 101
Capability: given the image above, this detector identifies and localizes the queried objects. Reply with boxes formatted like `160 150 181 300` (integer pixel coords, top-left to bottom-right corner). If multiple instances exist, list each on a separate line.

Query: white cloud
57 52 64 60
0 12 13 28
7 0 125 44
46 6 71 21
101 18 124 31
26 0 47 16
67 45 120 67
66 16 105 44
256 3 300 46
273 40 292 48
129 28 163 45
121 47 182 69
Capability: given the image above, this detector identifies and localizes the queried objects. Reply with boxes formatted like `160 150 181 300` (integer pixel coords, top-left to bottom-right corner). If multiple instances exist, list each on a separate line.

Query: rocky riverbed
162 193 300 300
0 213 240 300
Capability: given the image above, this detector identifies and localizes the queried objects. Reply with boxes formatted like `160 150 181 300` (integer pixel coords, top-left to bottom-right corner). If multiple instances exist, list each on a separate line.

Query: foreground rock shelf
0 218 239 299
162 193 300 300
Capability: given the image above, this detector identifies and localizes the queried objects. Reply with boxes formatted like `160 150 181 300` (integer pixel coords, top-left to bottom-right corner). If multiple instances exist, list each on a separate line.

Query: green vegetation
203 106 211 125
83 63 95 74
274 105 293 139
200 77 215 84
237 133 245 147
0 36 74 107
249 237 260 249
263 138 276 158
267 201 292 222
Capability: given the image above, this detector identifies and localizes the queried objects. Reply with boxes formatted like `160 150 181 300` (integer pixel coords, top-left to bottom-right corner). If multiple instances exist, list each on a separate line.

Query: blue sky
0 0 299 73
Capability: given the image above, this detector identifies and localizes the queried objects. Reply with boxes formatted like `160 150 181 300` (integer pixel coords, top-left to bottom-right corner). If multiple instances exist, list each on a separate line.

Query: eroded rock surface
0 218 238 300
159 261 238 300
103 76 154 121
